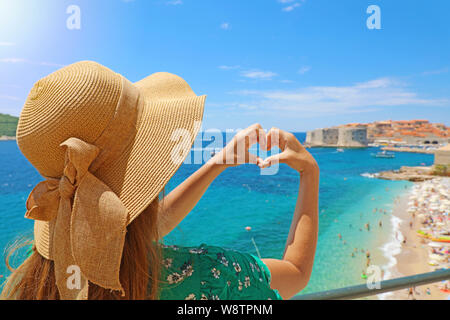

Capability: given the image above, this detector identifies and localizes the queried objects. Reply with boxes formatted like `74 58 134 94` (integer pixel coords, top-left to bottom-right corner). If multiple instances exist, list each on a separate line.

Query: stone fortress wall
306 126 368 147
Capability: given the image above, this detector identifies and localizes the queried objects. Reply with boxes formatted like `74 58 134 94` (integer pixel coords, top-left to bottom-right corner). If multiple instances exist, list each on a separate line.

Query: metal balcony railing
291 268 450 300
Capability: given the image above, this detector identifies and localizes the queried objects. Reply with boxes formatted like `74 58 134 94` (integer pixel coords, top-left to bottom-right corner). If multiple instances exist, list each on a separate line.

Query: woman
1 61 319 300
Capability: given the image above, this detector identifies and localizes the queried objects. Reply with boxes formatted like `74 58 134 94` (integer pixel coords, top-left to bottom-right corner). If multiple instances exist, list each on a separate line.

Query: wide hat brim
34 70 205 259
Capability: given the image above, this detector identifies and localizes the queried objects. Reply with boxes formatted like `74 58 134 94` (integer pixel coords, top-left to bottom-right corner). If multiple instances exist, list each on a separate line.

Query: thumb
259 152 285 169
247 152 262 165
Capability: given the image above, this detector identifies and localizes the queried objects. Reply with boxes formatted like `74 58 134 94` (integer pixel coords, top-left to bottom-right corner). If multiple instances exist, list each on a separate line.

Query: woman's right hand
259 128 319 175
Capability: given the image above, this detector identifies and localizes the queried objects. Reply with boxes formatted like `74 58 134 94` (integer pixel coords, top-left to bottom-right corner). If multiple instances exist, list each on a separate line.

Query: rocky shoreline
377 166 438 182
0 136 15 141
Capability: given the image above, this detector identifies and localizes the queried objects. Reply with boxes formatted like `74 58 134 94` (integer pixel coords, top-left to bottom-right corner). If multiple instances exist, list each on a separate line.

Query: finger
256 128 267 151
247 153 261 165
250 123 263 130
244 127 266 151
265 128 275 151
259 152 286 168
266 127 286 151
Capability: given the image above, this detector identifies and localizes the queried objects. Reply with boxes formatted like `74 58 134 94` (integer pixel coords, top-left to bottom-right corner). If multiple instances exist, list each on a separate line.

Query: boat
371 151 395 158
337 148 344 153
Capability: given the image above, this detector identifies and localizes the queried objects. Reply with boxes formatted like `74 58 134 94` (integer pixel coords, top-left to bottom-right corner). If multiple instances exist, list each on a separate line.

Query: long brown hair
1 197 161 300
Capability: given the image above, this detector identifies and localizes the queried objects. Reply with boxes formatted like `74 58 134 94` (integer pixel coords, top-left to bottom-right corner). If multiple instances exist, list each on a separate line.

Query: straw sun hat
16 61 206 299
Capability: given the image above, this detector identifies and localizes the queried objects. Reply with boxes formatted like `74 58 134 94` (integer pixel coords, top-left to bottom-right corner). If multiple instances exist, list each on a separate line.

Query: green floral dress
157 244 282 300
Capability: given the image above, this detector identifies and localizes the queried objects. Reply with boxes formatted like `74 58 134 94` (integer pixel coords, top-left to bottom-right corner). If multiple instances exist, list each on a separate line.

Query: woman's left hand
212 123 267 168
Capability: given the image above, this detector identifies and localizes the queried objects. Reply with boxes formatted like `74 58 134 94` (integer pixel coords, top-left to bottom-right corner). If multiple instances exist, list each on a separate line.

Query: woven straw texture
16 61 206 299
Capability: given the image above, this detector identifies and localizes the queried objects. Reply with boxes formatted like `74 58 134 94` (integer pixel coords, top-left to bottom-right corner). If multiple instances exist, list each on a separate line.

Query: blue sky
0 0 449 131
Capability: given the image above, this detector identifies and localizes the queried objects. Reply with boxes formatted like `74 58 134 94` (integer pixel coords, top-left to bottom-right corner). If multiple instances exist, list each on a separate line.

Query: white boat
337 148 344 152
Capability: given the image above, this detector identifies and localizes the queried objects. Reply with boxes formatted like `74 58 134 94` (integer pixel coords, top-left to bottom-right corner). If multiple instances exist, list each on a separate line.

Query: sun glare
0 1 42 43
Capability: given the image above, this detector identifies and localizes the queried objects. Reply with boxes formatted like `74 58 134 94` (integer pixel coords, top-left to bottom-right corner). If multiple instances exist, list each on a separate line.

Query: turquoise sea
0 133 434 295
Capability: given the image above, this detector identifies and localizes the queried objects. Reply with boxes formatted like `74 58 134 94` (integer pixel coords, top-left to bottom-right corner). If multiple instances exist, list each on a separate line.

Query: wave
361 172 380 179
377 214 404 300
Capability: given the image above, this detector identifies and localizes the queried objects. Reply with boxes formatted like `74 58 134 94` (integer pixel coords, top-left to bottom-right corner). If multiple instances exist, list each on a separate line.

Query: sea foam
360 172 380 179
378 214 404 299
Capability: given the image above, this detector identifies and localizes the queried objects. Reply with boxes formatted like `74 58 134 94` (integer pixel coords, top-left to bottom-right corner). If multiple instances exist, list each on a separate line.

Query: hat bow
25 137 128 300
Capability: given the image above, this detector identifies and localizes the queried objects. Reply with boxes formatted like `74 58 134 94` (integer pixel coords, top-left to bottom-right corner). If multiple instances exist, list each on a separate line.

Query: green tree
0 113 19 137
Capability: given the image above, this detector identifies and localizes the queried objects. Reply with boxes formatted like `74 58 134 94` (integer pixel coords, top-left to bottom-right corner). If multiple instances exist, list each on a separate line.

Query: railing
292 268 450 300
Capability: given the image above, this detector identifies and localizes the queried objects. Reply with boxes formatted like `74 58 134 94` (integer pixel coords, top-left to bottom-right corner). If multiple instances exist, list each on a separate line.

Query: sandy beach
381 178 449 300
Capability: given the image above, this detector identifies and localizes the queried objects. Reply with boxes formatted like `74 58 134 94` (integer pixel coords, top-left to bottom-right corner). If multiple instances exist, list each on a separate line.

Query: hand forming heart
213 123 319 175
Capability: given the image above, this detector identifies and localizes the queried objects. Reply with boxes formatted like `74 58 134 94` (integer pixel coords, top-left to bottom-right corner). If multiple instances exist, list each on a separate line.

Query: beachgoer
1 61 320 300
407 287 415 300
379 220 382 227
